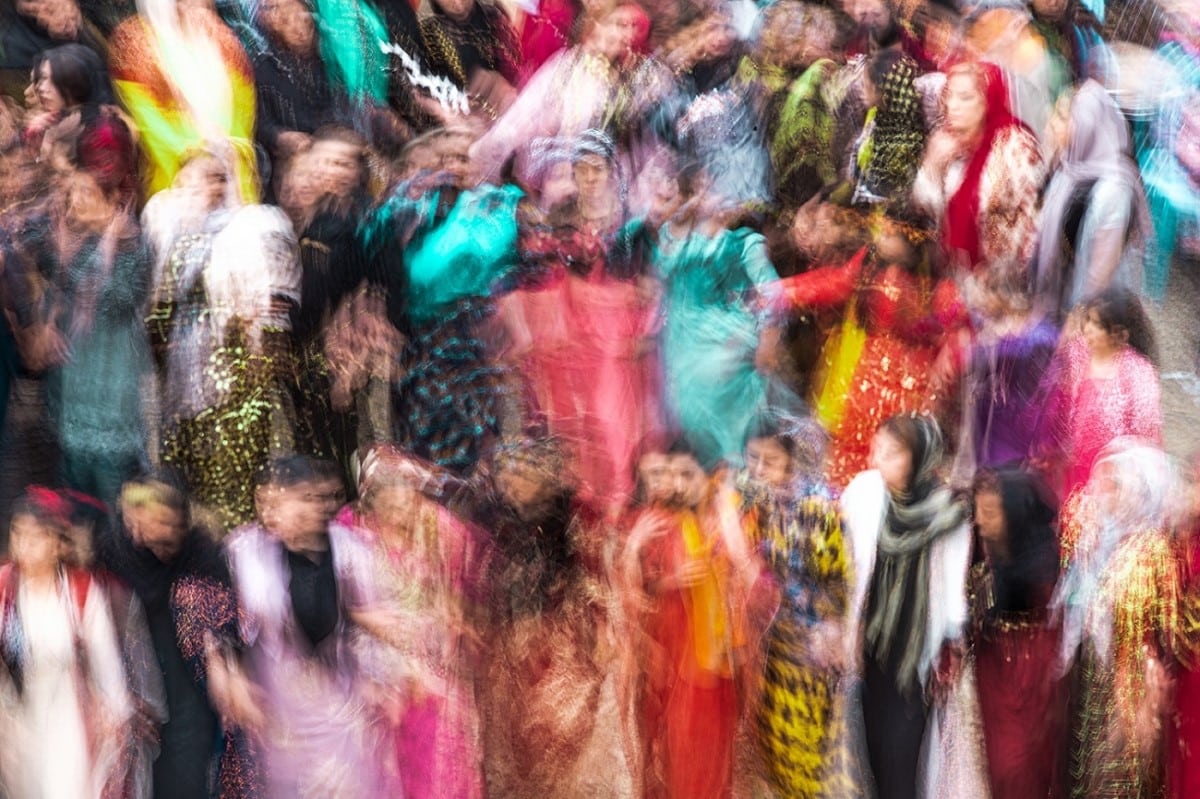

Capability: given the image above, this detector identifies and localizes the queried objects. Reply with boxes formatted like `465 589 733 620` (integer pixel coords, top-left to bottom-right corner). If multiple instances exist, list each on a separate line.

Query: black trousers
862 655 929 799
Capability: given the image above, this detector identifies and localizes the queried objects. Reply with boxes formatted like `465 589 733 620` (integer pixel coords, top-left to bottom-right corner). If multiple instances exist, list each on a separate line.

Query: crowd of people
0 0 1199 795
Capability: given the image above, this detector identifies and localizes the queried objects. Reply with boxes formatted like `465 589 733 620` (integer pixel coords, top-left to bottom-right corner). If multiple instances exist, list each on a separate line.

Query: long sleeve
978 126 1046 269
773 247 866 311
82 581 133 725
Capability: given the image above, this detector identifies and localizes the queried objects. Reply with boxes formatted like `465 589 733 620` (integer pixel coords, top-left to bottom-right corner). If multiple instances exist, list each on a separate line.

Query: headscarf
1033 79 1153 315
858 53 927 204
1052 439 1181 668
943 62 1028 269
864 415 967 693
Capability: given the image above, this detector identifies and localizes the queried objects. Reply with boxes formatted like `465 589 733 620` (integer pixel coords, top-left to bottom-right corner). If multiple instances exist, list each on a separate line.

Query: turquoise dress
653 224 780 467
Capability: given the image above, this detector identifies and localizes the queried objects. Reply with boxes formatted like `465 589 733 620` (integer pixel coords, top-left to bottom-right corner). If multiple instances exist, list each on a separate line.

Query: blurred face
589 5 639 62
664 454 707 511
870 428 913 494
573 154 612 203
636 452 672 506
370 483 421 537
973 490 1005 546
1032 0 1069 20
261 0 315 54
1082 307 1123 357
127 501 187 562
541 160 576 210
179 155 229 211
495 463 553 516
435 0 473 20
10 514 64 575
853 0 892 38
698 17 736 61
29 0 81 39
63 170 113 232
944 72 987 139
258 480 337 549
36 60 66 115
311 139 362 199
744 437 794 488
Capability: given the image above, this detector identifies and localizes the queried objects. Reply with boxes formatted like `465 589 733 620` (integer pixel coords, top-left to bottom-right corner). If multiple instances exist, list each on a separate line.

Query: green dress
653 224 779 467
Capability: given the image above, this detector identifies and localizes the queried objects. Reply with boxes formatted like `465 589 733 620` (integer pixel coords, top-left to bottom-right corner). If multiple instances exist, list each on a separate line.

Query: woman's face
870 429 913 494
943 72 987 140
311 139 362 199
973 490 1006 546
261 0 315 53
1082 307 1124 357
435 0 474 21
10 514 63 575
744 437 794 489
371 483 421 536
180 155 230 211
540 160 576 210
36 60 66 115
636 452 672 506
573 154 612 204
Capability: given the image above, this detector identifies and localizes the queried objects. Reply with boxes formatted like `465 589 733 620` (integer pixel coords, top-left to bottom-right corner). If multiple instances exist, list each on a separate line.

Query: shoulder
989 125 1042 168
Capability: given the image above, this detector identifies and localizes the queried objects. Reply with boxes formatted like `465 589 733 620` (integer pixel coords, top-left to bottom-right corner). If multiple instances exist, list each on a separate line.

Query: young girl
1034 286 1162 500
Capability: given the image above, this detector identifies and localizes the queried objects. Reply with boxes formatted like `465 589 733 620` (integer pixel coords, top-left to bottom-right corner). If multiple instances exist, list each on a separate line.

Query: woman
0 487 132 799
1034 79 1153 320
420 0 521 96
149 148 300 528
1034 286 1162 501
767 209 963 489
913 61 1044 274
738 418 855 799
1054 441 1181 799
507 129 659 514
649 162 785 469
363 128 521 475
23 44 137 204
337 445 485 799
108 0 258 203
956 268 1058 478
851 48 927 207
46 168 151 509
969 467 1068 799
840 414 972 799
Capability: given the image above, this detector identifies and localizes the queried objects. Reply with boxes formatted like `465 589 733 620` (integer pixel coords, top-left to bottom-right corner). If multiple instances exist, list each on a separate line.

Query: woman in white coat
839 414 972 799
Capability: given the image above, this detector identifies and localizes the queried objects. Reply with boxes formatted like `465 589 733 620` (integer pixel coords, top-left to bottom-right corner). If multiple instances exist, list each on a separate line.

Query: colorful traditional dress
772 248 954 489
153 205 299 527
741 476 852 799
365 183 522 474
1034 336 1162 501
336 501 486 799
653 225 781 469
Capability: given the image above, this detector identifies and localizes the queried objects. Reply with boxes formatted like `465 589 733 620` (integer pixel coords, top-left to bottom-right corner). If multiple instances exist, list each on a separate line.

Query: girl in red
767 210 964 489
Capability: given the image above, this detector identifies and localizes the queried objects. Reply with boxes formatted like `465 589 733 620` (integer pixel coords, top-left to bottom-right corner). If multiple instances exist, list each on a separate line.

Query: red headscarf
942 62 1027 270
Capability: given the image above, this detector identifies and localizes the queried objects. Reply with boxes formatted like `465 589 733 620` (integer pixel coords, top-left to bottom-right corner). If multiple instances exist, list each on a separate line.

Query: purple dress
966 319 1058 469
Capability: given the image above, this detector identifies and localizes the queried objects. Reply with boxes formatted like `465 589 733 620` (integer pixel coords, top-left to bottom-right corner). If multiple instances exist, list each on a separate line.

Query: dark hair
878 413 944 495
10 487 71 536
867 46 906 90
41 43 109 108
1082 286 1158 365
972 466 1060 611
744 416 798 461
665 435 704 465
256 455 337 489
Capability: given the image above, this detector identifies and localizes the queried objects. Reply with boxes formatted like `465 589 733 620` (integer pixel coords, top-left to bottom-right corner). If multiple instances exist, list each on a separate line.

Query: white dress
2 578 131 799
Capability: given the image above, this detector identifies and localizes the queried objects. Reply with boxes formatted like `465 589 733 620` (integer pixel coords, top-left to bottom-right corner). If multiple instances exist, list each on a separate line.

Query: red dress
1171 530 1200 799
775 249 955 489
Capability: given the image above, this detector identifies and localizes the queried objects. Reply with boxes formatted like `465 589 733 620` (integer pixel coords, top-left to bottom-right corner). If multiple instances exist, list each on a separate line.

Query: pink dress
1037 337 1162 499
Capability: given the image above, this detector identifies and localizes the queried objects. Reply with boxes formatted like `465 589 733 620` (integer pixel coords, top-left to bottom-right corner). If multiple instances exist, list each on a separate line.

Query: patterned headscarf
860 52 927 204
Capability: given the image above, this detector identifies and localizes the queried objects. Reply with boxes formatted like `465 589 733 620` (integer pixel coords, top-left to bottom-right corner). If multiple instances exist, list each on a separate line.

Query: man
631 438 777 799
209 455 390 798
95 472 234 799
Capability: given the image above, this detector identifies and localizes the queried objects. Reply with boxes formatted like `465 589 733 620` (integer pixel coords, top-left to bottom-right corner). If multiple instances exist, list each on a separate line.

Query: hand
928 638 964 705
807 621 847 672
1133 645 1171 756
673 558 710 589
